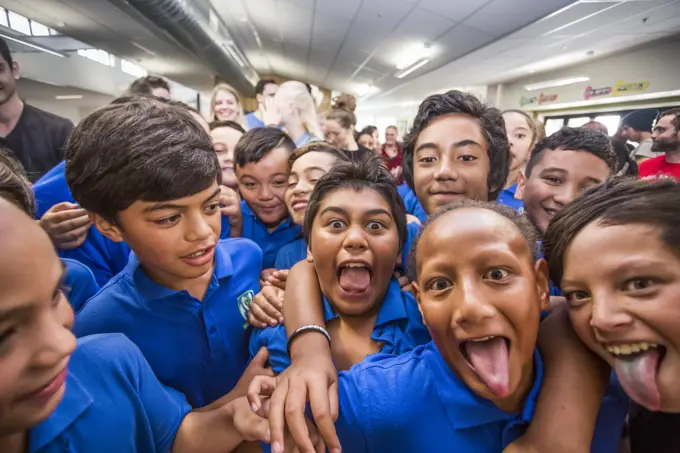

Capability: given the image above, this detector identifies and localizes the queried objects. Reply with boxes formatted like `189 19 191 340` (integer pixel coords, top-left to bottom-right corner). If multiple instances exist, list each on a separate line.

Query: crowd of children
1 81 680 453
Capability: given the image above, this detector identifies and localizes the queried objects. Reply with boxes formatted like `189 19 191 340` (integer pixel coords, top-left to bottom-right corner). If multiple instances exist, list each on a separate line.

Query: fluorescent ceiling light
356 84 378 97
223 43 246 68
395 43 433 70
55 95 83 100
524 76 589 91
0 32 65 58
394 58 430 79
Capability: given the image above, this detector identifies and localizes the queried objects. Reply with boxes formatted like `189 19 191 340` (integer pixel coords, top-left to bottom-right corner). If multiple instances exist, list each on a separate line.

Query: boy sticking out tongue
252 200 550 452
544 178 680 413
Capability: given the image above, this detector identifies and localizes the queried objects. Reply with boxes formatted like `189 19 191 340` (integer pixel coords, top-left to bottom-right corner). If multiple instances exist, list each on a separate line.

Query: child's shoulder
71 333 145 376
341 343 432 386
217 237 263 264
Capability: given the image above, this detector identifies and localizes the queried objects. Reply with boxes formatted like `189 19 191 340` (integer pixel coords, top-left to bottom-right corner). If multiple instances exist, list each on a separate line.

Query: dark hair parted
234 127 296 167
0 147 34 217
255 79 277 96
659 108 680 131
303 154 407 252
210 120 246 133
65 99 219 224
543 178 680 287
288 141 349 168
407 199 538 281
126 76 170 97
525 127 618 178
402 90 510 201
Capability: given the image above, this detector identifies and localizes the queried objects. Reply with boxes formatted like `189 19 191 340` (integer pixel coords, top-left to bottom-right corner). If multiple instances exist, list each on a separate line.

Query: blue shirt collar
29 372 93 452
125 241 235 301
424 342 543 430
322 278 408 326
241 201 296 234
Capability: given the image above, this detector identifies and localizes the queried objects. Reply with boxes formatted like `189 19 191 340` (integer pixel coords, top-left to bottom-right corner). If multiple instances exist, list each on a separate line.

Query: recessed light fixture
394 58 430 79
0 32 65 58
55 95 83 100
524 76 590 91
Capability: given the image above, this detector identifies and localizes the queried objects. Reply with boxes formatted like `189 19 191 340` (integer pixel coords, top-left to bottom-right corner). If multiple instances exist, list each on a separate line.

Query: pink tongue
338 268 371 292
613 348 661 411
465 337 510 397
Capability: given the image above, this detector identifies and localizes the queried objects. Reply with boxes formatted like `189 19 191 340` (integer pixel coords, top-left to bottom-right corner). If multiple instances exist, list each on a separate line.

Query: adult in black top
0 38 73 182
324 94 375 163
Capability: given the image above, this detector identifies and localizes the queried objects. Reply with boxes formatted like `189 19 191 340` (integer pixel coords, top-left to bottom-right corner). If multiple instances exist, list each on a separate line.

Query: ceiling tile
465 0 578 37
418 0 493 22
394 7 457 41
512 2 616 38
437 23 497 58
315 0 363 20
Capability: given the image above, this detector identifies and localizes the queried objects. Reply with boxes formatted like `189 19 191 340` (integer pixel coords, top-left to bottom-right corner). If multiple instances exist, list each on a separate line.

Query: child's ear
410 282 427 326
515 172 526 200
91 213 125 243
534 258 551 311
306 245 314 264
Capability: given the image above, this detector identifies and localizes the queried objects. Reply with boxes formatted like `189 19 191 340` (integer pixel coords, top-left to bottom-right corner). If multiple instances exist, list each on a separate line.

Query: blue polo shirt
245 112 265 129
62 258 99 311
249 278 430 374
335 342 543 452
33 161 131 286
397 184 427 223
274 237 307 270
73 238 262 408
29 333 190 453
222 201 301 269
497 183 524 212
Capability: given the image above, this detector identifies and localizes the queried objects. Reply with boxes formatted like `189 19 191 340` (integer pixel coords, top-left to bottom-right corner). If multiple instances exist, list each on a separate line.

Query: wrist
289 328 331 362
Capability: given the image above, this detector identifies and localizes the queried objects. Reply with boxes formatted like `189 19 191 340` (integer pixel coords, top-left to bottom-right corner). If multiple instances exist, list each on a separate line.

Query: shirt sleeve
129 338 193 453
335 372 371 453
249 326 291 374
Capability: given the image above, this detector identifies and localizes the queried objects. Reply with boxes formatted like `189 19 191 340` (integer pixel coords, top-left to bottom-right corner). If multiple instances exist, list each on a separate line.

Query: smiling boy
70 99 263 409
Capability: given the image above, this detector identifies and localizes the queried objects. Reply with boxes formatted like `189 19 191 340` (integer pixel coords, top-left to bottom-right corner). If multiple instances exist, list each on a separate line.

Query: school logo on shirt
238 290 255 324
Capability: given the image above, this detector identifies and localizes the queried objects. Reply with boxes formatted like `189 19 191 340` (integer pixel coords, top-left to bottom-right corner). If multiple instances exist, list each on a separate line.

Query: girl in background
209 83 246 127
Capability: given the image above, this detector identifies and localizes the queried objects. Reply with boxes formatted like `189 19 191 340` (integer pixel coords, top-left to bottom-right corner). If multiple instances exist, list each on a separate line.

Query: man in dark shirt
0 38 73 182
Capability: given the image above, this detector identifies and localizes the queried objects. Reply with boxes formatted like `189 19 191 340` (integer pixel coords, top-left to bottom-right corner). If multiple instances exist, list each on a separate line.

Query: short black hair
659 107 680 132
402 90 509 201
65 99 219 224
127 76 170 97
210 120 246 134
525 127 618 178
407 199 538 281
234 127 296 168
0 147 34 217
288 141 349 168
255 79 277 96
543 178 680 287
304 154 407 253
0 37 12 67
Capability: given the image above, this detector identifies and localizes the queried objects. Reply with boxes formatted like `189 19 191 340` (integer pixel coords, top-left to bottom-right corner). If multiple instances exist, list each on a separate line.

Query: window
77 49 115 67
567 116 591 128
7 11 31 35
594 115 621 136
121 59 147 77
544 118 564 137
29 21 50 36
0 8 8 27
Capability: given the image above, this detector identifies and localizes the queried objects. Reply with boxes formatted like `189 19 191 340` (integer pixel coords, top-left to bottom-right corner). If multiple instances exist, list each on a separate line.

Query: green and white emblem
238 290 255 323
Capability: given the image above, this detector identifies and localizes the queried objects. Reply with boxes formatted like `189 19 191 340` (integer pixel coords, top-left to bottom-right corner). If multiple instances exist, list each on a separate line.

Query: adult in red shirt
639 108 680 180
377 125 403 183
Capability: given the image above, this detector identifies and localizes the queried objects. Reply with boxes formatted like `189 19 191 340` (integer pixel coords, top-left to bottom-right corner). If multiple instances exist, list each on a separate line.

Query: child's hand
248 286 285 328
266 269 288 290
406 214 421 225
227 396 272 444
394 271 412 293
39 202 91 250
233 347 275 399
262 97 282 127
220 186 242 238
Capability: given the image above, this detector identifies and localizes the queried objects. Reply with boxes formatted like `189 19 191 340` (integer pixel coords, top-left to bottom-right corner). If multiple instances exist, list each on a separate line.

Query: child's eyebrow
319 206 348 217
142 187 221 213
364 208 393 218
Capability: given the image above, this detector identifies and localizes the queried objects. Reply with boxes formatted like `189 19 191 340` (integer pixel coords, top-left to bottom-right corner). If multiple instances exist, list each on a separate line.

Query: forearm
172 408 242 453
284 260 323 337
195 389 239 413
522 303 610 452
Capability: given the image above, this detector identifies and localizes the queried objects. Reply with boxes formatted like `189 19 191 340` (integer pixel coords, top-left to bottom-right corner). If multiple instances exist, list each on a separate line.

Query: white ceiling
365 0 680 109
216 0 680 112
214 0 576 95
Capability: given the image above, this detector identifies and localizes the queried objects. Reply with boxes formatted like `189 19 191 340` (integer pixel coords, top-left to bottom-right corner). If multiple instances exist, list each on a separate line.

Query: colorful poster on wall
520 92 558 107
584 85 612 100
612 80 649 96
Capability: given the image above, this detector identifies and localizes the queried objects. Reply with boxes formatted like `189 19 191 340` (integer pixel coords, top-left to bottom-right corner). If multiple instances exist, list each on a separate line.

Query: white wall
499 36 680 112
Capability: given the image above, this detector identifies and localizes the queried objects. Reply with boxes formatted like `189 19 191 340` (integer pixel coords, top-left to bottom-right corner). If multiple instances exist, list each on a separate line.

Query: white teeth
187 250 207 258
344 263 367 268
605 342 658 356
470 336 495 342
